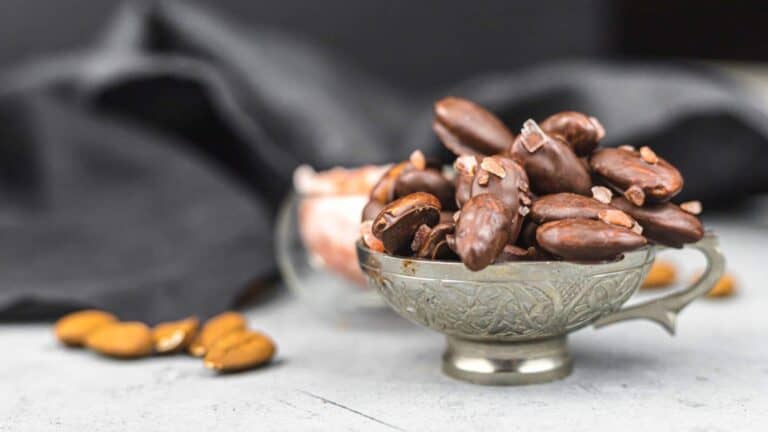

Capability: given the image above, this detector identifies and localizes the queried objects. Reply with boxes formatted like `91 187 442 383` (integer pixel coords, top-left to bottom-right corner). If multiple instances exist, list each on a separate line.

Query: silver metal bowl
357 233 725 385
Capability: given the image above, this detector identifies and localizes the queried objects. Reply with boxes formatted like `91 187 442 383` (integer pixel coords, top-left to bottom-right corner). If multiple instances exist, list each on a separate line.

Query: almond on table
188 312 247 357
642 260 677 289
85 322 153 359
54 310 118 347
705 273 737 298
152 317 199 354
203 329 276 373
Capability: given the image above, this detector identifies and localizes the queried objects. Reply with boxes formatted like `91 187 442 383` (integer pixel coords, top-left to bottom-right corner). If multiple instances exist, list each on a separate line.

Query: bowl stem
442 336 573 385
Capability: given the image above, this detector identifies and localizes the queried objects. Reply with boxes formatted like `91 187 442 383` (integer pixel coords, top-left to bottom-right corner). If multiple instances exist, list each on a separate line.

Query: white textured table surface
1 220 767 432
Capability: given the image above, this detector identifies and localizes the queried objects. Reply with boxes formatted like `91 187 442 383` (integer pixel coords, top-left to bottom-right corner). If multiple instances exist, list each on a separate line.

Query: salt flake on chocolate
519 119 546 153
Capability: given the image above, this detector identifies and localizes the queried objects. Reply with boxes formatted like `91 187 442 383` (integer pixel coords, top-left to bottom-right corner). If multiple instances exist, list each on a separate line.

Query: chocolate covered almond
536 218 647 261
433 97 516 157
470 156 529 214
369 161 414 204
470 155 530 244
454 194 510 271
395 169 456 210
610 196 704 247
540 111 605 156
530 192 636 227
372 192 441 254
509 120 592 196
590 147 683 205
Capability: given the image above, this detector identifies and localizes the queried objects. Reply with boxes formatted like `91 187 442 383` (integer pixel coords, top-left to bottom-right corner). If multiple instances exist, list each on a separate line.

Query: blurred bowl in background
276 164 390 314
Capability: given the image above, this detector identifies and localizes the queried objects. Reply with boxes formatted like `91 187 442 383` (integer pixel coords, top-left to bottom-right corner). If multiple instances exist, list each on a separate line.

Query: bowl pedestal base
442 336 573 385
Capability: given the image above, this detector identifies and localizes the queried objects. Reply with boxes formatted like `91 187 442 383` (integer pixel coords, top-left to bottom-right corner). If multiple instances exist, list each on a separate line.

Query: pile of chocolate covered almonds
360 97 704 271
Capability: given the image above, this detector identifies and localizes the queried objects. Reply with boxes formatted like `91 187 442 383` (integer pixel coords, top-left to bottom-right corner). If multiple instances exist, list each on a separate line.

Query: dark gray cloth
1 1 766 322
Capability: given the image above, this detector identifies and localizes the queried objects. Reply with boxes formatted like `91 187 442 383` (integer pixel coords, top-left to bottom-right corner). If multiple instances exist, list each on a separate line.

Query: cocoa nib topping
624 185 646 207
409 150 426 170
454 155 479 176
597 209 634 228
476 169 490 185
639 146 658 164
591 186 613 204
680 200 702 215
539 111 605 156
372 192 441 255
480 157 506 178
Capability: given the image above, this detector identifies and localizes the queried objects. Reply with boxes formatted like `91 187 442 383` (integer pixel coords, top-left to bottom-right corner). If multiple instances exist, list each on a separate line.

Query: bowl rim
357 240 657 281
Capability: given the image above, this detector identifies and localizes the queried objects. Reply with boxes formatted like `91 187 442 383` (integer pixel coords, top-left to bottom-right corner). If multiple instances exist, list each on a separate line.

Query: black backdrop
0 1 608 92
3 1 768 93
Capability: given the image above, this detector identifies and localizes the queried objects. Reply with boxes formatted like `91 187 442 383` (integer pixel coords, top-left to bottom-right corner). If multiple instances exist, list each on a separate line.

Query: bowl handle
593 232 725 334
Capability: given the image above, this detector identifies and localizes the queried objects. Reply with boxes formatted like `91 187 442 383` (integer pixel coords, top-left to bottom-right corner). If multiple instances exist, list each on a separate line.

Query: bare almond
480 157 506 178
55 310 118 347
591 186 612 204
598 209 634 228
152 317 199 354
409 150 426 170
85 322 153 358
680 200 702 215
704 273 736 298
203 329 276 372
642 260 677 289
624 185 646 206
639 146 658 164
188 312 247 357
